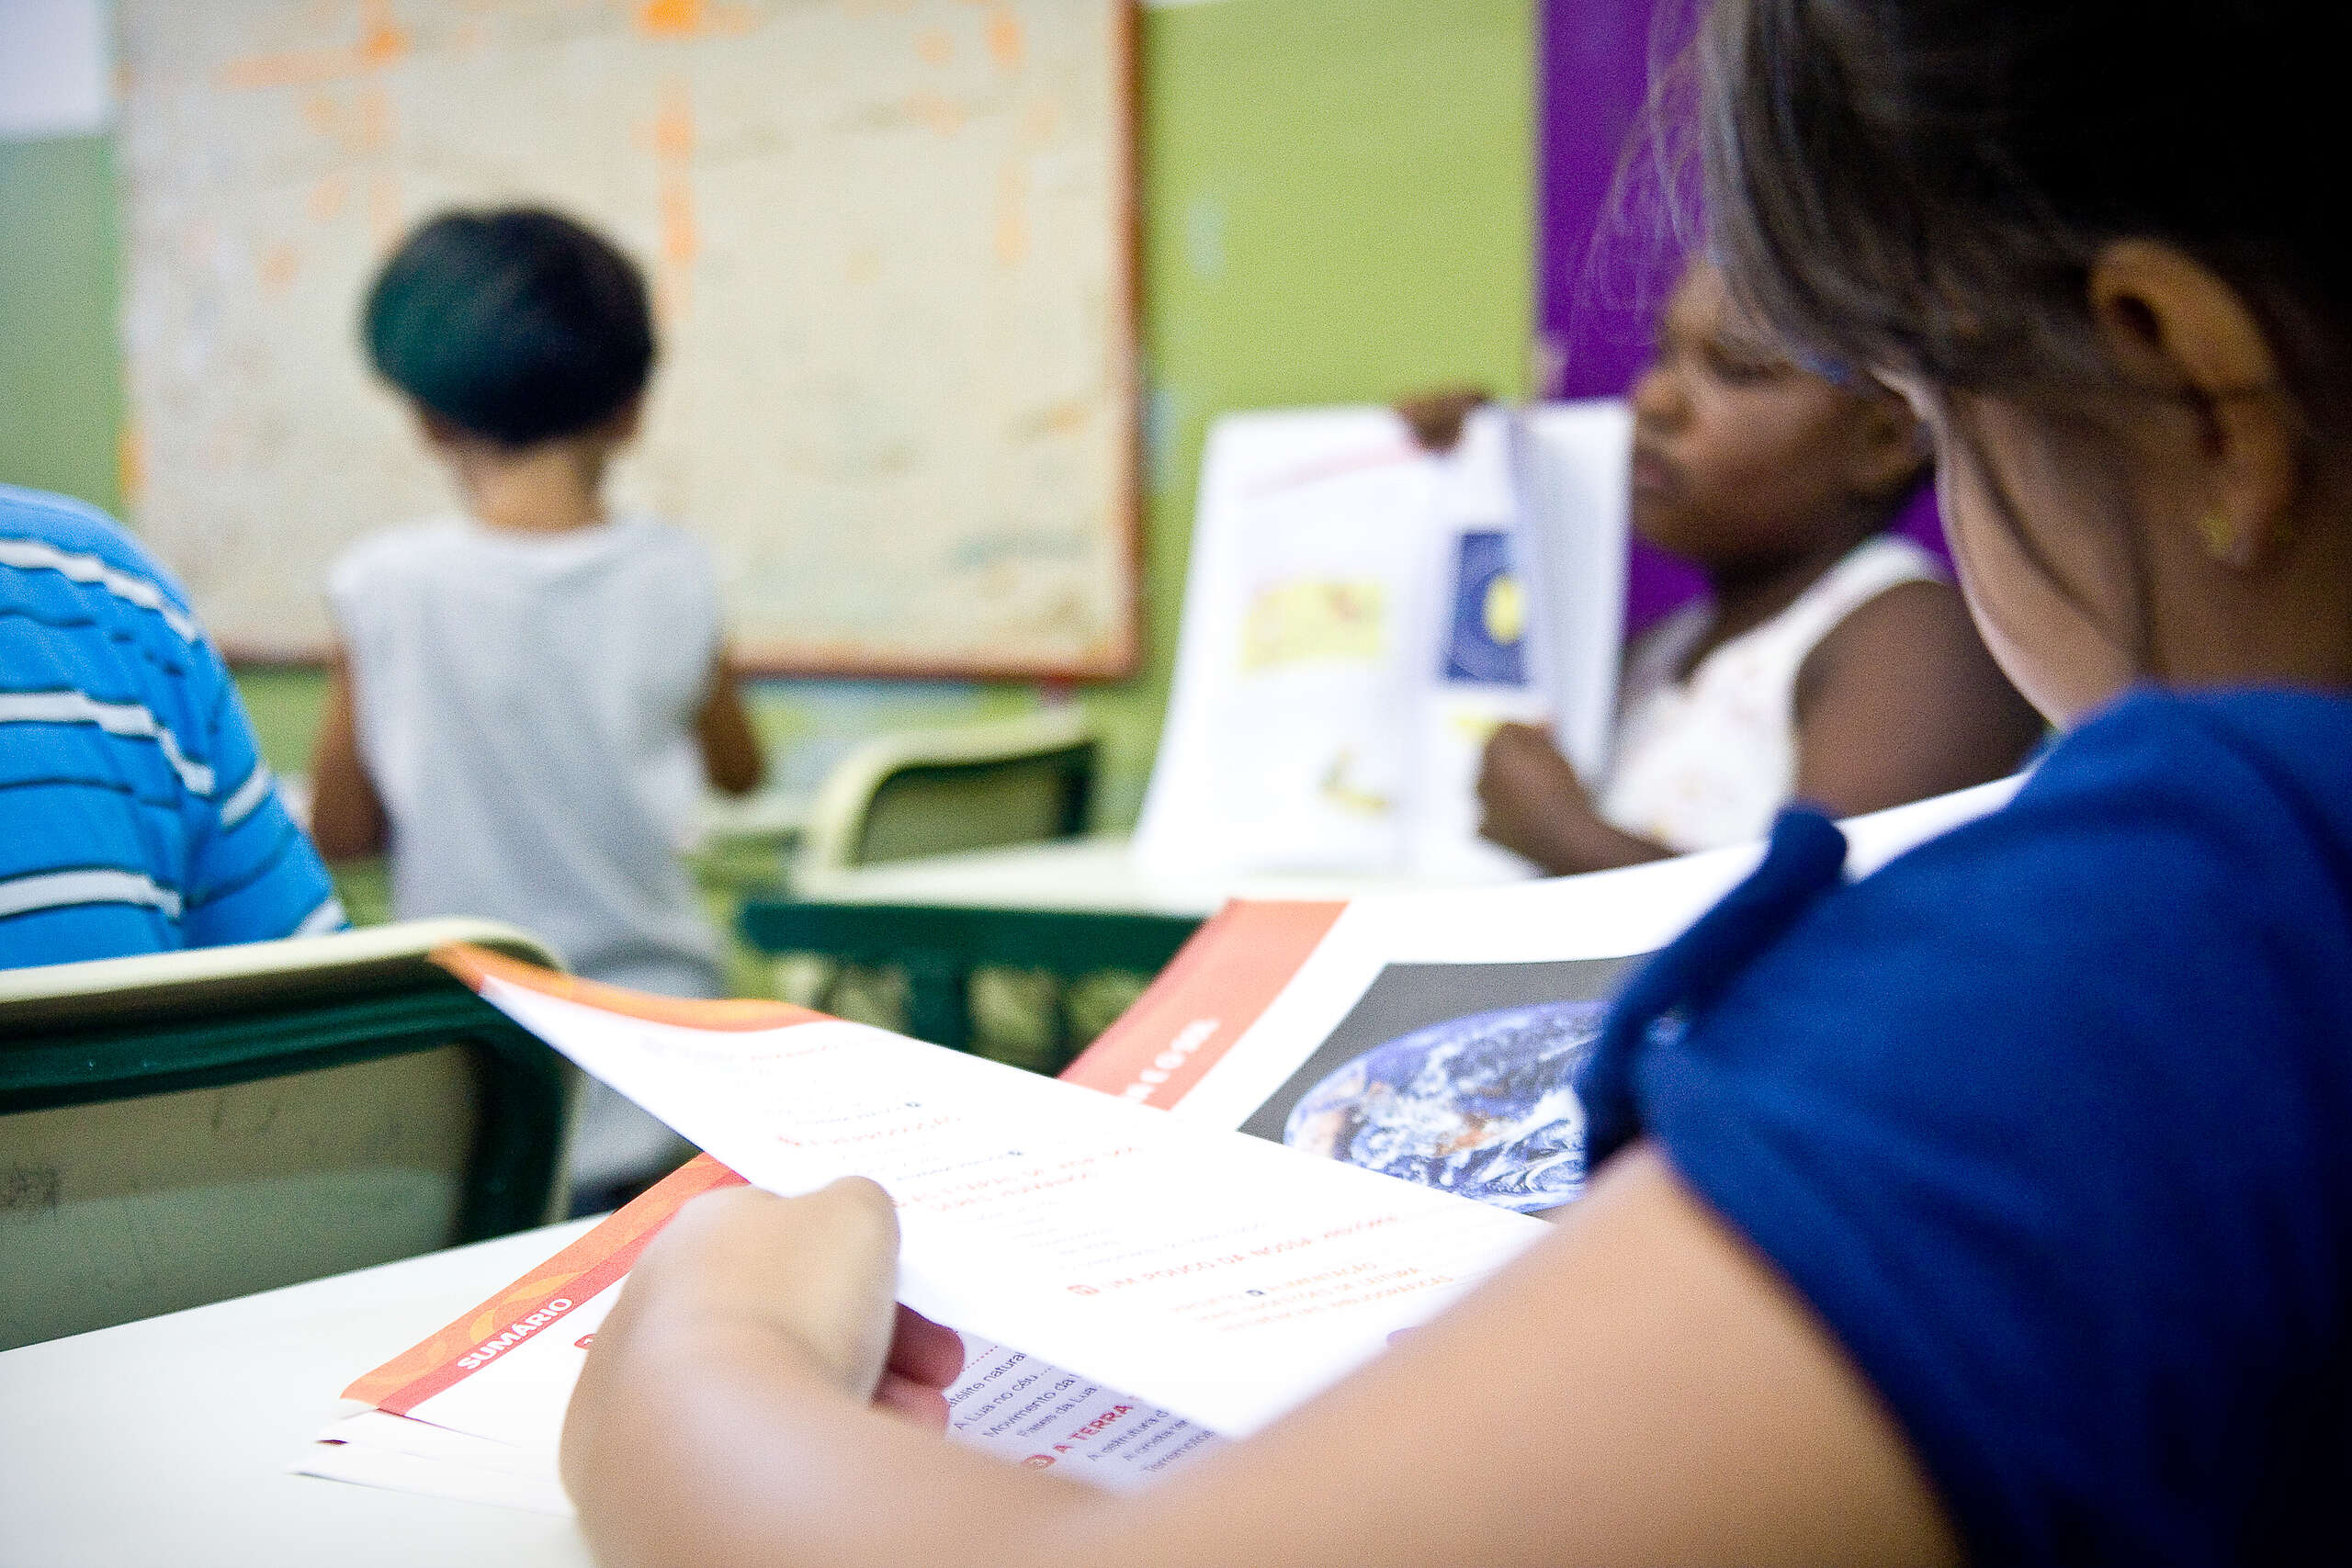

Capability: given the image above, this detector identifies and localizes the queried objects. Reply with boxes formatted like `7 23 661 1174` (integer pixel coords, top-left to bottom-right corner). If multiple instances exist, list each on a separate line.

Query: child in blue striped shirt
0 484 339 967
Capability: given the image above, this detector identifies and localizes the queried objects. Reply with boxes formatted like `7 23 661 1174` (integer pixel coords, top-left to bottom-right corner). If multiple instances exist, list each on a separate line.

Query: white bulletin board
119 0 1138 676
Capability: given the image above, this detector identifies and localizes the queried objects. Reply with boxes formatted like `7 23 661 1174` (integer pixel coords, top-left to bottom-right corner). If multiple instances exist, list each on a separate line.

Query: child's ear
602 397 647 447
416 408 468 451
2086 240 2300 570
1848 391 1931 502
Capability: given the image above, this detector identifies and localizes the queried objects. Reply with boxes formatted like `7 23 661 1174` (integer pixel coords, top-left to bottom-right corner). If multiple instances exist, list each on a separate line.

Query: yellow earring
2196 509 2237 560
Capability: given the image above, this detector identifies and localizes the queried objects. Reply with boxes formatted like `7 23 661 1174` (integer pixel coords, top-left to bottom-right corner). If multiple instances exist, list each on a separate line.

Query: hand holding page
309 1154 1225 1506
447 950 1544 1438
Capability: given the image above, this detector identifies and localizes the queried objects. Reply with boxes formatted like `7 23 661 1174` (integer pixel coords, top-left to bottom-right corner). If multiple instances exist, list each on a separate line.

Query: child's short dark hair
364 207 654 447
1698 1 2347 424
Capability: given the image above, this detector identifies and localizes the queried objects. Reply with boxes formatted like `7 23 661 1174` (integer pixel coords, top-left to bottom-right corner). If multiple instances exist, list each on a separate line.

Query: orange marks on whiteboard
986 5 1023 70
356 83 394 152
1021 96 1060 147
908 92 966 137
357 0 406 67
916 27 954 65
638 0 754 38
368 171 404 248
218 0 409 91
995 159 1028 265
639 0 701 34
259 242 302 295
308 173 349 223
653 83 696 160
220 46 360 92
652 83 700 323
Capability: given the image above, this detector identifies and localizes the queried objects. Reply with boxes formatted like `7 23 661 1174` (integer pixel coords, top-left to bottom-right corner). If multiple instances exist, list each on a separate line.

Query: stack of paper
298 780 2016 1514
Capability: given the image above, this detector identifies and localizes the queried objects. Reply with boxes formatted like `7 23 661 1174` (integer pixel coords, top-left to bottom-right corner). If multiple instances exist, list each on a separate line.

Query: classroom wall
0 0 1535 828
1532 0 1948 635
0 134 122 515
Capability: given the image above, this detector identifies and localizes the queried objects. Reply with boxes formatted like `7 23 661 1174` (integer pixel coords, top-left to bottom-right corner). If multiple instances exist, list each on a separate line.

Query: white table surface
692 784 813 847
0 1217 603 1568
790 832 1515 917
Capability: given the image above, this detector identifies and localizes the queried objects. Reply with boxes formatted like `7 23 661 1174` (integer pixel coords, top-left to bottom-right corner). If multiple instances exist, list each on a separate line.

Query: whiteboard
118 0 1138 677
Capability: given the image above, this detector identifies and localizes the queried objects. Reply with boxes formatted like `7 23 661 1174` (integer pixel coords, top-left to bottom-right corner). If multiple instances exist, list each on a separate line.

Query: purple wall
1537 0 1945 635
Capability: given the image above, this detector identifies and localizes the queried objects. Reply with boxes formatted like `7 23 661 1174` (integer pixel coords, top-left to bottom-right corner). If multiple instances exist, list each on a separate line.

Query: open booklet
299 777 2019 1515
1135 402 1630 883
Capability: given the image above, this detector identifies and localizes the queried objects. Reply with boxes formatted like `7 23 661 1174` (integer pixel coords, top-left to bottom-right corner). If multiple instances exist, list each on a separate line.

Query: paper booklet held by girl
1134 401 1631 884
299 779 2018 1516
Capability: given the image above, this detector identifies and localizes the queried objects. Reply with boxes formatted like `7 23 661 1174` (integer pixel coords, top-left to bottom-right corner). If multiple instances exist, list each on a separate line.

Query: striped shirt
0 485 341 968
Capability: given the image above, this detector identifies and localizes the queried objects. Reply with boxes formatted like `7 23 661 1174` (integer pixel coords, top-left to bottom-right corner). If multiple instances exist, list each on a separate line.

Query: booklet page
472 970 1544 1438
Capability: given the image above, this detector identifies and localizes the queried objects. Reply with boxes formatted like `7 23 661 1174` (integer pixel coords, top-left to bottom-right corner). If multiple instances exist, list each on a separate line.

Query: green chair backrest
0 919 574 1349
797 710 1099 874
854 743 1095 865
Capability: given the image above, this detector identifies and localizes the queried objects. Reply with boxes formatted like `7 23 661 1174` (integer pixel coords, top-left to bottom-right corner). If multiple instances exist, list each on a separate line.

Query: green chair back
797 710 1100 874
0 919 573 1349
854 742 1095 865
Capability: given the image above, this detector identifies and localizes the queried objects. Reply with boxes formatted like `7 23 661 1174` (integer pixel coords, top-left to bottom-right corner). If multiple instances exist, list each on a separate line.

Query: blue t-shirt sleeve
179 641 342 948
1616 696 2352 1565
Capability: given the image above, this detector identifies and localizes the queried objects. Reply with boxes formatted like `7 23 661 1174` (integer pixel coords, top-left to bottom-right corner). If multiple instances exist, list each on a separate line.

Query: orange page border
1058 899 1345 1108
436 942 828 1032
343 942 820 1409
345 1153 747 1409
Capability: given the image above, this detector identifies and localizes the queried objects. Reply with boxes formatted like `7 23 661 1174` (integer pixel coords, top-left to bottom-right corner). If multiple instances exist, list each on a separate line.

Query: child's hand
1395 387 1491 453
1477 722 1593 865
582 1180 962 1425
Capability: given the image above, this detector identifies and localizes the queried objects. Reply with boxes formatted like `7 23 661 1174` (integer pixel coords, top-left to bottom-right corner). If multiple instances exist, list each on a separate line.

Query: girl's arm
563 1148 1959 1568
307 646 389 861
1792 579 2045 816
1476 722 1673 874
695 650 765 797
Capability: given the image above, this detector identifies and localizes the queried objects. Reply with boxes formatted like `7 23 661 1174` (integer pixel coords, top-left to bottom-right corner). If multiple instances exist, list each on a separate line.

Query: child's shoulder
599 517 720 604
2022 685 2352 835
329 513 472 585
0 484 196 615
1783 686 2352 995
614 514 716 565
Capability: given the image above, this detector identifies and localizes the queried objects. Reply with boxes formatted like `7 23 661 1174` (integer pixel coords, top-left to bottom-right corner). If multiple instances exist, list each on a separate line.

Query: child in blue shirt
1 485 340 967
549 3 2352 1564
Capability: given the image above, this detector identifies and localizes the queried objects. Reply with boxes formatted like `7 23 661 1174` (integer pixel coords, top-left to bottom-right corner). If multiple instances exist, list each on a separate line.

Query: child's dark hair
364 207 654 448
1698 1 2347 424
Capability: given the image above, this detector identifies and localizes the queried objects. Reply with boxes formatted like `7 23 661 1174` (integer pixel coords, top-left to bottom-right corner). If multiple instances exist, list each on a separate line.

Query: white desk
0 1219 601 1568
790 832 1517 917
691 784 812 849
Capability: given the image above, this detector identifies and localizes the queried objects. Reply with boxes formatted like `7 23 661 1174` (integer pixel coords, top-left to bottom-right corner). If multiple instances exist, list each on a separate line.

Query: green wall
0 134 122 515
0 0 1534 823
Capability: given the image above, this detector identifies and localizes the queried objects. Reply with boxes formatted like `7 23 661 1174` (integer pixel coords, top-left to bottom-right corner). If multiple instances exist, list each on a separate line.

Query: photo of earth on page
1237 955 1645 1213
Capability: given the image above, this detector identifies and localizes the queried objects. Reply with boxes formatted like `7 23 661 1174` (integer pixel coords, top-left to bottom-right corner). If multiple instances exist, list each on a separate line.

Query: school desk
0 1217 601 1568
786 830 1506 916
692 784 814 850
